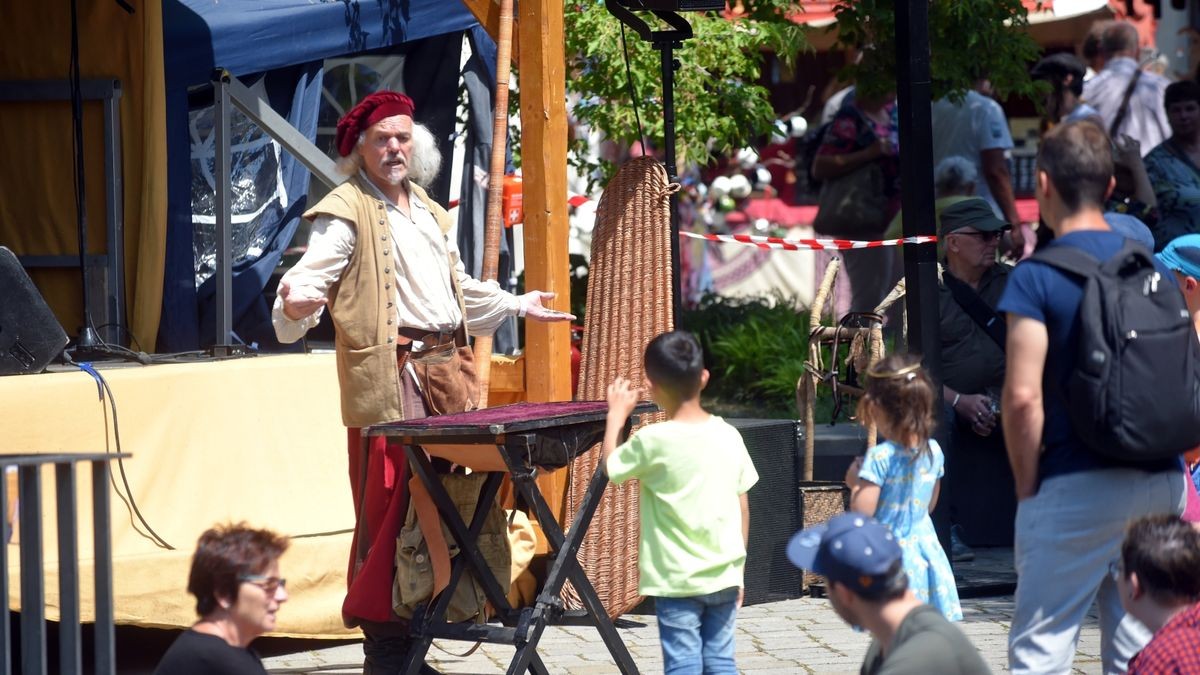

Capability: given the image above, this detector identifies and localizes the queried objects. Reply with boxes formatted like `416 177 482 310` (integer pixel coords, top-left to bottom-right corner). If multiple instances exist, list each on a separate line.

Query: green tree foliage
563 2 808 188
833 0 1045 101
557 1 1043 187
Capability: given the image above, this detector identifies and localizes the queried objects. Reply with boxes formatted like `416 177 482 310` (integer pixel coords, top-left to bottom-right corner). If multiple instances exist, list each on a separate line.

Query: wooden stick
472 0 516 408
808 326 876 341
802 258 840 482
809 258 840 332
802 373 817 482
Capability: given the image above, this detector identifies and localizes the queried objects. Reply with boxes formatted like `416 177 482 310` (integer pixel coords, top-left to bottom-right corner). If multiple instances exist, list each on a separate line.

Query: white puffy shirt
272 175 519 344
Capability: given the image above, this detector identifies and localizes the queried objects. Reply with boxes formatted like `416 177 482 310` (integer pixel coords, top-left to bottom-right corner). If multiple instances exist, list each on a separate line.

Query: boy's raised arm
601 377 641 467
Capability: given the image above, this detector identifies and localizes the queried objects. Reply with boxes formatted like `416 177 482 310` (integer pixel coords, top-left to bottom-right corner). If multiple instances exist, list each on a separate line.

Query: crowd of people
150 18 1200 675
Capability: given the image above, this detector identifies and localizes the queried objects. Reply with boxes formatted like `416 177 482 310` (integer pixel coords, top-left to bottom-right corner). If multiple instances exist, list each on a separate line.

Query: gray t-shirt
930 90 1014 219
861 605 992 675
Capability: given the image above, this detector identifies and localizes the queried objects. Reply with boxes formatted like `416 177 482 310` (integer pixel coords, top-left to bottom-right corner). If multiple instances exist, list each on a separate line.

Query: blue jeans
654 587 739 675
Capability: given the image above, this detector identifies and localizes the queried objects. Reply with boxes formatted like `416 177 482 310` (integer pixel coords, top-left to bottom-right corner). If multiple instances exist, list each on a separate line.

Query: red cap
334 91 415 157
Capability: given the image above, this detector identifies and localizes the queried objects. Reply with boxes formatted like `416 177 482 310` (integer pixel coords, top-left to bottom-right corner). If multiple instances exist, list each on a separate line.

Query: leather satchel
410 342 480 416
812 160 887 239
394 474 511 624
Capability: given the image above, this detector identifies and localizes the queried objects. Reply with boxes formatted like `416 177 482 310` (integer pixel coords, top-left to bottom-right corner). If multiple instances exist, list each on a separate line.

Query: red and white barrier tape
681 231 937 251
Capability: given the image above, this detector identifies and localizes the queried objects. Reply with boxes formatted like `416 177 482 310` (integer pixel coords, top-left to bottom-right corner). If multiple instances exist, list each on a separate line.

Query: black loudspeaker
0 247 68 375
727 418 803 606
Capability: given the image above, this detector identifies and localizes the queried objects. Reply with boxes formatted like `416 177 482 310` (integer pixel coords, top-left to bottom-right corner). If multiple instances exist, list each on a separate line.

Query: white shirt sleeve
976 98 1013 152
271 215 356 344
446 236 521 337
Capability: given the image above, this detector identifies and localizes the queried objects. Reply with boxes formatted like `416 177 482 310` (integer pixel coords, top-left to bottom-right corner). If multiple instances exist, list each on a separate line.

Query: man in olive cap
272 91 572 673
937 198 1017 554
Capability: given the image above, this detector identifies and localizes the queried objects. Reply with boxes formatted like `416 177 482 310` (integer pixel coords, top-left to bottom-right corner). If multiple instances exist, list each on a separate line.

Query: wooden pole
471 0 515 407
518 0 572 528
804 258 840 481
518 0 571 406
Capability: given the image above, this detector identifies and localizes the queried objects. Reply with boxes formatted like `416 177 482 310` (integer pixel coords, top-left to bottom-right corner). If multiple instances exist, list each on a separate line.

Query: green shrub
680 293 841 420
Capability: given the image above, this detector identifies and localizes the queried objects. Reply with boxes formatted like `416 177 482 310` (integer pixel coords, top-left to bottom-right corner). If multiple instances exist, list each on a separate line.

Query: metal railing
1 453 126 675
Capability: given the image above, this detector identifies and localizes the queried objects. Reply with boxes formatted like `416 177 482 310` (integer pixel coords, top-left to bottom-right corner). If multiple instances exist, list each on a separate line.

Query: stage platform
2 353 360 637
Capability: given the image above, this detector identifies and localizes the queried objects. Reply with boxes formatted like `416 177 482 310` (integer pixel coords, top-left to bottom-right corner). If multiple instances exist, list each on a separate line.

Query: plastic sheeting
189 78 289 288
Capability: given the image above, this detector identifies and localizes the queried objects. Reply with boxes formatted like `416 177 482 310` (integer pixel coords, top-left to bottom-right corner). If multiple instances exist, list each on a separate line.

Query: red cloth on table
1015 197 1039 225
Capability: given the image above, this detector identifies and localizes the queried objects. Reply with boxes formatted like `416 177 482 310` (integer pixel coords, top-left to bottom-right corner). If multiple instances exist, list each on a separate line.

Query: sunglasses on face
239 574 287 593
953 230 1002 243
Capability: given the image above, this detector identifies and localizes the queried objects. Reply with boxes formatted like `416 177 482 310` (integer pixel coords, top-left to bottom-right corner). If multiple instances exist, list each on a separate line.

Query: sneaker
950 524 975 563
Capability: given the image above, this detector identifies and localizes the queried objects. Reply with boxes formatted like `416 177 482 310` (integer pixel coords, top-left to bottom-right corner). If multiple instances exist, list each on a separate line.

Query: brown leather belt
397 326 459 352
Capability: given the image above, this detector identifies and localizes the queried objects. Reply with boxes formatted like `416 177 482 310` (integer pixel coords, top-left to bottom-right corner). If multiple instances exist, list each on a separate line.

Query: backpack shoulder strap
1030 244 1101 278
1098 239 1157 274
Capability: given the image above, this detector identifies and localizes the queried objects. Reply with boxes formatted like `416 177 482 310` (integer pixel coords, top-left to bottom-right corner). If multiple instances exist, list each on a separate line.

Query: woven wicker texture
798 483 850 590
563 156 674 618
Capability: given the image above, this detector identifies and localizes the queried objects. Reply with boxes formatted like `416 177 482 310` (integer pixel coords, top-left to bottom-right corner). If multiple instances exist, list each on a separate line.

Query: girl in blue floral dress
844 354 963 621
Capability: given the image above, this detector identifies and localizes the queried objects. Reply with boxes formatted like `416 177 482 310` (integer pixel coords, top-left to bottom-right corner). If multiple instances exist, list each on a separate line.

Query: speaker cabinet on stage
0 247 68 375
728 418 805 606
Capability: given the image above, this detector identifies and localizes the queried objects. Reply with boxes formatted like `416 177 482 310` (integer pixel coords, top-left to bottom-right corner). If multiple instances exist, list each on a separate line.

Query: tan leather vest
303 175 466 427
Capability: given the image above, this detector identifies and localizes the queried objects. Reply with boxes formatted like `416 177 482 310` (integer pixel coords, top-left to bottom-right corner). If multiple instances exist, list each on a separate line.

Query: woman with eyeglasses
154 523 290 675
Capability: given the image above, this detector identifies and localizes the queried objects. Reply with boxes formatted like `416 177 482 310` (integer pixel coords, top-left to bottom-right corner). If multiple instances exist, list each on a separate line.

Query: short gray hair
333 121 442 189
933 156 977 198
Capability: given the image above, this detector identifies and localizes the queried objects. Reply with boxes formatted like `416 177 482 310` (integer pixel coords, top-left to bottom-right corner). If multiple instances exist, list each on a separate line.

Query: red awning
779 1 1054 27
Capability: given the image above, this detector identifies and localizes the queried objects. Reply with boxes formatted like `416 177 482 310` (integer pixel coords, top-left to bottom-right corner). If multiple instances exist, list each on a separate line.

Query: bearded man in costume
273 91 570 673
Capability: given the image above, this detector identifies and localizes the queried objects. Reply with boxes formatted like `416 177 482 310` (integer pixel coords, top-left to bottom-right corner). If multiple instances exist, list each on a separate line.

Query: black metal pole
893 0 941 389
69 0 102 353
893 0 948 550
603 4 693 326
660 44 683 325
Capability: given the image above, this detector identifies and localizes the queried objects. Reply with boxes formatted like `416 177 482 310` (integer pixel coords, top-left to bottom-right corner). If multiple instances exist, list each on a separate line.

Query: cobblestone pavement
258 594 1107 674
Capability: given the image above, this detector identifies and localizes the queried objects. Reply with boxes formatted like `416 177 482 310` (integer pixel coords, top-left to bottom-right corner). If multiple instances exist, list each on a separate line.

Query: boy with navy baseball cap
787 514 991 674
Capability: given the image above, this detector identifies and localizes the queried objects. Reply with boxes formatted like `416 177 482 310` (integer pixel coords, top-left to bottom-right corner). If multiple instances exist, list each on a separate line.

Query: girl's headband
867 362 922 381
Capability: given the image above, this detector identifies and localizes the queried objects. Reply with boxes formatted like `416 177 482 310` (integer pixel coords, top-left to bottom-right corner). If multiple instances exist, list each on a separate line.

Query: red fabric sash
342 428 411 625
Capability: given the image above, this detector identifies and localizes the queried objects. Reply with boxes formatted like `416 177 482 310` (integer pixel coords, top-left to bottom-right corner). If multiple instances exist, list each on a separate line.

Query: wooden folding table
364 400 655 675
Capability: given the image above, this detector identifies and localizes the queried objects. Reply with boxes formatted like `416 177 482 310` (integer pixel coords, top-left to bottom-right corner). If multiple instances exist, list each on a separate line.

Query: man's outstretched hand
279 279 327 321
519 291 576 322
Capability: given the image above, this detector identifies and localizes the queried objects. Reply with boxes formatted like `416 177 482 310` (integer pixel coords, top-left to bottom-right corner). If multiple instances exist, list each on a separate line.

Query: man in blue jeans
999 119 1186 674
602 331 758 674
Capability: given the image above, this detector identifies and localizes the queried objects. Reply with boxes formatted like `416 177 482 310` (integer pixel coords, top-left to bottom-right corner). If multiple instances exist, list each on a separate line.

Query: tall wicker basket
797 481 850 591
562 157 675 618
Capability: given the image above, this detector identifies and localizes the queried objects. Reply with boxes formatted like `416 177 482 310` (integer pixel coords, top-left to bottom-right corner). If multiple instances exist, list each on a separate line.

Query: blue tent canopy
159 1 481 351
164 0 479 87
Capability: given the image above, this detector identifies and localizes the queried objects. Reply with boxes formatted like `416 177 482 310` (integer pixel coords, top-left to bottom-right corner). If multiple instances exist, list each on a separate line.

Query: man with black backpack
999 119 1196 674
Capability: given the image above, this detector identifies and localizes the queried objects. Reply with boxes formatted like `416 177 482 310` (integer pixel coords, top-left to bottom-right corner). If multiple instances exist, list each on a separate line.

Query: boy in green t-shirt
602 330 759 674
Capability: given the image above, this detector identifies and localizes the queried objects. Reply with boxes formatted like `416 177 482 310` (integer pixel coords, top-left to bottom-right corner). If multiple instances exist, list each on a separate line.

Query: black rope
620 23 646 152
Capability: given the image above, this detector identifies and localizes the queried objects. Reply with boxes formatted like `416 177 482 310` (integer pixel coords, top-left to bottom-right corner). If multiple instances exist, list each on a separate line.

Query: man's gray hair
1100 21 1139 59
933 156 977 198
334 121 442 189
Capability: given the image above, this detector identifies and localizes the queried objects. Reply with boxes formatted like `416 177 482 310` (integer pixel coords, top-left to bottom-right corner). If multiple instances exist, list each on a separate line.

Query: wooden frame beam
516 0 571 406
516 0 572 526
460 0 521 55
